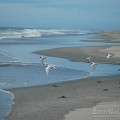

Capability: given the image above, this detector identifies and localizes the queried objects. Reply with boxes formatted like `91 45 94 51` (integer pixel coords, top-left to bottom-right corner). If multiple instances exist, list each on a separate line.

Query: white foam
0 89 15 119
23 29 42 37
0 28 88 39
0 89 14 99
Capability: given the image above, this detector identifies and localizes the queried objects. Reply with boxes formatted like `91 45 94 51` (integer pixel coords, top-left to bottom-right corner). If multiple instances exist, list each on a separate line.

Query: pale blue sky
0 0 120 29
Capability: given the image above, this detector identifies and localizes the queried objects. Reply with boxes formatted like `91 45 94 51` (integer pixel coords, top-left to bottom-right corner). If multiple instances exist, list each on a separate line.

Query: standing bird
91 62 97 72
45 64 56 76
40 56 46 66
106 54 112 59
85 57 91 63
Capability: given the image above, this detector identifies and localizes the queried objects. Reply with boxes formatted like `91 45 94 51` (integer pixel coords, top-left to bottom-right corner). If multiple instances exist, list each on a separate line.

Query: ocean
0 27 120 120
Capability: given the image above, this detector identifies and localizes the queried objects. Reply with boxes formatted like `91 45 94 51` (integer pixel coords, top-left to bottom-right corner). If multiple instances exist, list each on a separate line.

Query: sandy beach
7 30 120 120
64 101 120 120
7 76 120 120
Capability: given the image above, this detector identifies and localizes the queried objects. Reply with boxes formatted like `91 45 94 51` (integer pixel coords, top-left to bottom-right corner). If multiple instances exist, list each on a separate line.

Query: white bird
106 54 112 59
45 64 56 76
40 56 46 66
85 57 91 63
91 62 97 72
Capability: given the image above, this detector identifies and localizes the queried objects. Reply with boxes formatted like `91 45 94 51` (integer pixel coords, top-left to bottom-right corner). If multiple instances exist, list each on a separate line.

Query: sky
0 0 120 29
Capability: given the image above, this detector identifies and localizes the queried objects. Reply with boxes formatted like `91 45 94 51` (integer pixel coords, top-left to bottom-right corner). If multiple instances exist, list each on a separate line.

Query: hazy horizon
0 0 120 30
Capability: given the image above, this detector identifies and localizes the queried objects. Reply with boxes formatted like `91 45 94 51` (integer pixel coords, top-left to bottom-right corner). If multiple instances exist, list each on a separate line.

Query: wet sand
7 76 120 120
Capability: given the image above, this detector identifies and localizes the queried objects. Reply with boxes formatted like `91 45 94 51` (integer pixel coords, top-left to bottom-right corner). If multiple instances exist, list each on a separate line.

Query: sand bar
35 46 120 64
35 30 120 64
82 30 120 43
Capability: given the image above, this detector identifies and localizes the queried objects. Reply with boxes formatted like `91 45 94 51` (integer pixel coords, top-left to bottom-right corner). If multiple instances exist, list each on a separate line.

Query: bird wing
41 59 44 65
86 57 91 62
106 54 112 58
91 64 95 72
51 64 56 69
45 64 55 76
87 57 91 60
41 57 46 66
46 66 50 76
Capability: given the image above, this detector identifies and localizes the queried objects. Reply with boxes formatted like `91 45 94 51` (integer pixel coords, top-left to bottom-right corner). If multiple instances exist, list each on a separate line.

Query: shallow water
0 62 90 89
0 90 14 120
0 28 120 120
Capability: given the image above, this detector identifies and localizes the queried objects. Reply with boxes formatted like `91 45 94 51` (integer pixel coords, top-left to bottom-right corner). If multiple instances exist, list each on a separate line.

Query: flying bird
106 54 112 59
85 57 91 63
91 62 97 72
40 56 46 66
45 64 56 76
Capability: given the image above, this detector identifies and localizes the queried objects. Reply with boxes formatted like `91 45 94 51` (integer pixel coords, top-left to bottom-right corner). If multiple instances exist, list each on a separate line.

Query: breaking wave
0 27 88 40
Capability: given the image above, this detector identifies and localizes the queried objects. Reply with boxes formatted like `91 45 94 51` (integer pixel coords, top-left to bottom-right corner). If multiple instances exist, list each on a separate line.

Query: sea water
0 90 14 120
0 27 120 119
